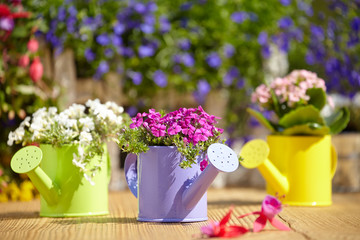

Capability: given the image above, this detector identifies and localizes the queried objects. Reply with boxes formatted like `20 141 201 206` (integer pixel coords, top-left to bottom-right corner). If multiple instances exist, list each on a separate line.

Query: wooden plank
0 188 359 240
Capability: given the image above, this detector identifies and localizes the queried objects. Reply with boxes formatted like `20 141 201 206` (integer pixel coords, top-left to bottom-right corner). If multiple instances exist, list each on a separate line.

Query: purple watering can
124 143 239 222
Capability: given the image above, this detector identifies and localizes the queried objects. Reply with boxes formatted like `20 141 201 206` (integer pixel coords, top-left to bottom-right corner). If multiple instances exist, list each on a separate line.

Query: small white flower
79 131 93 144
72 157 86 171
79 117 95 132
84 173 95 186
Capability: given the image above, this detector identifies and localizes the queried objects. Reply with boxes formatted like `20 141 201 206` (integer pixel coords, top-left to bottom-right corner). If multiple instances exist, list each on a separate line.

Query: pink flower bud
29 57 43 83
261 195 282 219
18 55 30 67
27 39 39 53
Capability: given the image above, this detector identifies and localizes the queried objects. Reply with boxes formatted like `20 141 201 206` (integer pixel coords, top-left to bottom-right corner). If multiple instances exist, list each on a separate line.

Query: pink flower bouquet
248 70 349 135
117 106 224 168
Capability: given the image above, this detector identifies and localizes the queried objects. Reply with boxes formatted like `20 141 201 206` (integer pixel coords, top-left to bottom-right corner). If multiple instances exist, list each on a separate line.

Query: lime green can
11 144 110 217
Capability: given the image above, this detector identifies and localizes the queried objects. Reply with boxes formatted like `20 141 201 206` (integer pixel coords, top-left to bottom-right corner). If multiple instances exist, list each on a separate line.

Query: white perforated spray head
207 143 239 172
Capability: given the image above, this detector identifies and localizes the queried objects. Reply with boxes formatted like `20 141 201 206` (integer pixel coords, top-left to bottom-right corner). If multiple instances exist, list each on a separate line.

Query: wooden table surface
1 188 360 240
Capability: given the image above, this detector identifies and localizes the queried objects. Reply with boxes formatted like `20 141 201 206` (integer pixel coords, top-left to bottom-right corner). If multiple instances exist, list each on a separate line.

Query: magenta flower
200 159 208 171
201 207 248 238
151 123 166 137
168 124 181 135
238 195 290 232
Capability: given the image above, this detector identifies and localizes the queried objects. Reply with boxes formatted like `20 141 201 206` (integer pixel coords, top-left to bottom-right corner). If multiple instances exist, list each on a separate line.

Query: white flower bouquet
8 99 129 183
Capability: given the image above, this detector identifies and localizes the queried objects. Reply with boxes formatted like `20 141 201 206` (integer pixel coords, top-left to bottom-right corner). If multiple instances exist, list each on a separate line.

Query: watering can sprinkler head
10 146 60 205
239 139 289 194
182 143 239 210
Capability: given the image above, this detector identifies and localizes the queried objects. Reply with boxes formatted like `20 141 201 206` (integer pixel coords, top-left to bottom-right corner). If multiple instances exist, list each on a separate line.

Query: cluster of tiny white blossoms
8 99 126 185
252 70 326 109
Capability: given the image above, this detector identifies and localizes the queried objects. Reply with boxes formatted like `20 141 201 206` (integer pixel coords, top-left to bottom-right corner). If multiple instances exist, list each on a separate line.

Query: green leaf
306 88 327 110
11 26 28 38
282 123 330 135
325 107 350 135
246 108 276 132
279 105 325 128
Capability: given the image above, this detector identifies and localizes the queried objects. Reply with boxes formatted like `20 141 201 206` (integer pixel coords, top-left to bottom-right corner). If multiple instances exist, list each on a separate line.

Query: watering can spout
239 139 289 194
10 146 60 206
182 143 239 210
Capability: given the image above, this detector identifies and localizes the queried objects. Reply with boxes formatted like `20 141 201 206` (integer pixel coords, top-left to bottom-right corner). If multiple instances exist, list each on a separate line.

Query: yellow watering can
240 135 337 206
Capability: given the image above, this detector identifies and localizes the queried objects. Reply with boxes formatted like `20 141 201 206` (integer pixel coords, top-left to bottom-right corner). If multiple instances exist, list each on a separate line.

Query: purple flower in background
291 28 303 42
114 22 125 35
224 66 240 86
278 17 293 29
147 2 157 12
134 2 146 14
120 47 134 57
224 44 235 58
138 44 155 58
140 23 154 34
261 44 271 59
180 2 193 11
206 52 222 68
351 17 360 32
193 79 211 104
111 34 122 47
127 106 138 117
68 6 77 17
237 78 245 88
298 1 313 16
173 54 182 64
57 6 66 21
85 48 95 62
178 39 191 51
153 70 168 87
231 12 248 24
182 53 195 67
104 48 114 58
0 17 14 31
159 16 171 33
305 50 315 65
127 71 142 85
310 24 324 41
66 16 77 33
258 31 268 45
279 0 291 6
94 61 109 79
96 34 110 46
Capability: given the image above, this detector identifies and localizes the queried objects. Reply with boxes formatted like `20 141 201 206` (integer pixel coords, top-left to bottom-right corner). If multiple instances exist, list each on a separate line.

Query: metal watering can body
124 144 239 222
240 135 337 206
11 144 110 217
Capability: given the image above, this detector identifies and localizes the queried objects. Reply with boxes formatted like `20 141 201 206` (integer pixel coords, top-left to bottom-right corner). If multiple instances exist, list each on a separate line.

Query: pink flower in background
29 57 43 82
201 207 248 238
18 54 29 67
27 38 39 53
238 195 290 232
252 69 327 110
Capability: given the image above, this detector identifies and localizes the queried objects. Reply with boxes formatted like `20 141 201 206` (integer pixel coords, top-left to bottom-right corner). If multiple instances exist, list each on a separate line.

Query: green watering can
10 144 110 217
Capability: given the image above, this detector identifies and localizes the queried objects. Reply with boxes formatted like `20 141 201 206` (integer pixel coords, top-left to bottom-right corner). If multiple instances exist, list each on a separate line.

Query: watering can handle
330 145 338 178
124 153 138 198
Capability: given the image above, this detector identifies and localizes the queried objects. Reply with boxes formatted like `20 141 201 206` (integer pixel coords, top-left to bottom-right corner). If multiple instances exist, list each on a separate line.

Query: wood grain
0 188 359 240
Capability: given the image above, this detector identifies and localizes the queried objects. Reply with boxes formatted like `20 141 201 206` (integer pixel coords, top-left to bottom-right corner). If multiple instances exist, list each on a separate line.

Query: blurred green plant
0 0 57 198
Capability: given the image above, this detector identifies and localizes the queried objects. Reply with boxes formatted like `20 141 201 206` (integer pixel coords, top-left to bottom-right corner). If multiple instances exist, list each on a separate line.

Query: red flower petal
238 211 261 219
221 225 249 238
219 207 234 226
253 214 267 232
269 218 291 231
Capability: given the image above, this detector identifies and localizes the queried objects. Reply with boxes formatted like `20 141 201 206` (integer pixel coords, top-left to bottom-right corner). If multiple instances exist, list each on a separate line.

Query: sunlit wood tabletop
1 188 360 240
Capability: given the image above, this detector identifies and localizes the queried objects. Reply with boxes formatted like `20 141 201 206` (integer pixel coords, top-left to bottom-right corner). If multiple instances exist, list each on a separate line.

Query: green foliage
325 107 350 135
246 108 275 132
306 88 327 111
